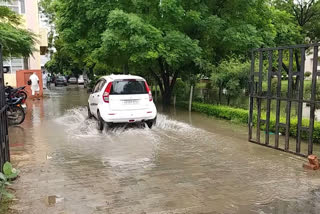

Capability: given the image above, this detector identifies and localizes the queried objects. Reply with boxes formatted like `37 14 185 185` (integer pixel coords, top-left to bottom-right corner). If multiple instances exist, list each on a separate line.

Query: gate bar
0 45 10 170
309 45 319 155
296 48 306 154
256 51 263 143
275 50 282 148
285 49 293 151
265 51 273 145
248 51 255 141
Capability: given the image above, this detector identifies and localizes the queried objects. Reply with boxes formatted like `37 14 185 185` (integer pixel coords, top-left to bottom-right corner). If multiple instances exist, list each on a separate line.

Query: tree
272 0 320 42
45 37 83 76
272 0 320 87
40 0 306 106
211 58 250 105
0 6 35 58
93 9 204 105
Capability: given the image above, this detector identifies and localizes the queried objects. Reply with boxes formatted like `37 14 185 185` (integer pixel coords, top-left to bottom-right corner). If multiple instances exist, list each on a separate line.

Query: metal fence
0 45 10 171
249 43 320 157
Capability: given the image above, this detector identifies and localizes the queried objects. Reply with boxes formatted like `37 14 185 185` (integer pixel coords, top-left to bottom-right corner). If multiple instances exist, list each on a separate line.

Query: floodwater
8 86 320 214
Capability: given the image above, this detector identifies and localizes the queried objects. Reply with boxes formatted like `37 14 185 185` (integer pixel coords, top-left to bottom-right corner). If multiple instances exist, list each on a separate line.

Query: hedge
178 102 320 143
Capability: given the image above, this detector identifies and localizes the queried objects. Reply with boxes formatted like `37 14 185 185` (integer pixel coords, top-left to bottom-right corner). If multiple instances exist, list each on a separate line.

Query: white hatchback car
88 75 157 130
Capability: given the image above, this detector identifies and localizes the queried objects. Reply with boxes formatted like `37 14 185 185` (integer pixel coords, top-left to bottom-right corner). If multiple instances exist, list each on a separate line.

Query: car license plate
123 100 138 105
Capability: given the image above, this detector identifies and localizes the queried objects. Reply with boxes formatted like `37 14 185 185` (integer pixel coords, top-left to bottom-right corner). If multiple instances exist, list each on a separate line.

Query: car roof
100 74 145 81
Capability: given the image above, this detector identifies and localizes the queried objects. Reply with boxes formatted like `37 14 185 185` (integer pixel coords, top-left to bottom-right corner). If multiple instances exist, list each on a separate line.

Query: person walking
47 74 51 89
29 72 40 100
42 71 48 89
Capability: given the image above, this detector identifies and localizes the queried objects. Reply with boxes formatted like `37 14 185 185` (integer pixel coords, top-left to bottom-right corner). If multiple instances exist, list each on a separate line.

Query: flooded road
8 86 320 214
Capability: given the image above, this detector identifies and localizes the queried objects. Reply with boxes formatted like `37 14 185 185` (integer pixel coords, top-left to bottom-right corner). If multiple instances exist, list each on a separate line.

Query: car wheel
88 105 93 119
105 122 113 131
97 111 104 131
55 84 57 87
146 117 156 129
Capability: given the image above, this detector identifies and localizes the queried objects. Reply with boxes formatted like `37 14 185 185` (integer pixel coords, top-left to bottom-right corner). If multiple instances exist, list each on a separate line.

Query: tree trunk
155 85 158 102
149 60 179 107
162 90 172 106
88 63 96 79
23 57 29 70
218 87 222 104
123 62 129 74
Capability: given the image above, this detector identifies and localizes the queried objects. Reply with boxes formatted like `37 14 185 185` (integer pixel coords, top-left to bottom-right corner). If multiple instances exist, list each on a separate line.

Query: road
7 86 320 214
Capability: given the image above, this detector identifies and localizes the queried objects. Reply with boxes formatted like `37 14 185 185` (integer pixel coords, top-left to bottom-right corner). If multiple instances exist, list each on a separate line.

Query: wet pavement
7 86 320 214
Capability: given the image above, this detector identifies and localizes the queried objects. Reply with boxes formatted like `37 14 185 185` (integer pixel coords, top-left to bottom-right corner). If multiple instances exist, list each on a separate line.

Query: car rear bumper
56 82 67 85
99 105 157 123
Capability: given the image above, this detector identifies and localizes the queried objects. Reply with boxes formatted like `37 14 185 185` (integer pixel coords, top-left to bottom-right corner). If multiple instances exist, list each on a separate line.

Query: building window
19 0 25 14
40 47 48 55
0 0 21 14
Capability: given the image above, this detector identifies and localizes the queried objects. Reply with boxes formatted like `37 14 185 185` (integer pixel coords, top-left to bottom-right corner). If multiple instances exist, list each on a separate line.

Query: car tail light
103 82 113 103
144 82 153 102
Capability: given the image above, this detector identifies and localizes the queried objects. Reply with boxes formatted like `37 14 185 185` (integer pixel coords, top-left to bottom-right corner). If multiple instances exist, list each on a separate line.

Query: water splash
54 107 201 138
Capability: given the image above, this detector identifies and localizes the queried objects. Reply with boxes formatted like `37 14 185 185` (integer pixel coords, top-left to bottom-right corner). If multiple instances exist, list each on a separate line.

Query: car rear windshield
111 80 147 95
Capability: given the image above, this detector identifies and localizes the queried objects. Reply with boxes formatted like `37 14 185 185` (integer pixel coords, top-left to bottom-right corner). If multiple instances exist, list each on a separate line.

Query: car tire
105 122 113 131
97 111 104 131
88 105 93 119
146 117 156 129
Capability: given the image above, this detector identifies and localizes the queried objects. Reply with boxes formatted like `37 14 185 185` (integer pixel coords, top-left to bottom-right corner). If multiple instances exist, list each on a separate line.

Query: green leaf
3 162 19 179
3 162 13 176
0 173 6 181
1 189 14 199
6 173 18 179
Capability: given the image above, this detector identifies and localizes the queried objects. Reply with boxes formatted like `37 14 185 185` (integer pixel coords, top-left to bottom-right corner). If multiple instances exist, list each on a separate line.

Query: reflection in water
8 86 320 214
9 126 26 153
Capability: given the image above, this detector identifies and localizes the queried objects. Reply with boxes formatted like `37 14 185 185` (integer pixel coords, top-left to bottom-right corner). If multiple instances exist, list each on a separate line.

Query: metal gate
0 45 10 171
249 43 319 157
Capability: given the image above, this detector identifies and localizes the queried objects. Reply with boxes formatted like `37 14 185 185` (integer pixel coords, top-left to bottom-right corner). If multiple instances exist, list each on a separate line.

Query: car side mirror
87 88 93 93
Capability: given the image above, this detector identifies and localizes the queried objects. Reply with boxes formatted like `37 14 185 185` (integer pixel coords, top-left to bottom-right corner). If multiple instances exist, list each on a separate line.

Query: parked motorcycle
5 85 27 125
5 85 28 102
6 97 26 125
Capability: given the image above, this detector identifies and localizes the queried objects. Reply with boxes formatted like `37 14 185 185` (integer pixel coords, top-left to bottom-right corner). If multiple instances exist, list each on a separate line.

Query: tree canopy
41 0 319 105
0 5 36 58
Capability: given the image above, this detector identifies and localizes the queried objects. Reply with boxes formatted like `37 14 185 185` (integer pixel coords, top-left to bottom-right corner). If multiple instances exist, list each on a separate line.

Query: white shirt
29 74 39 86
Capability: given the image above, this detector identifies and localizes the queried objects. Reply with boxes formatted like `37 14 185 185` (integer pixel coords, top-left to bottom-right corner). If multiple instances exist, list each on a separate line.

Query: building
305 50 320 75
0 0 48 86
39 10 54 72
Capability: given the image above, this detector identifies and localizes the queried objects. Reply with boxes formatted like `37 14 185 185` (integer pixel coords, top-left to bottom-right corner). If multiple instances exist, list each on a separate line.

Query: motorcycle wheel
7 106 25 125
